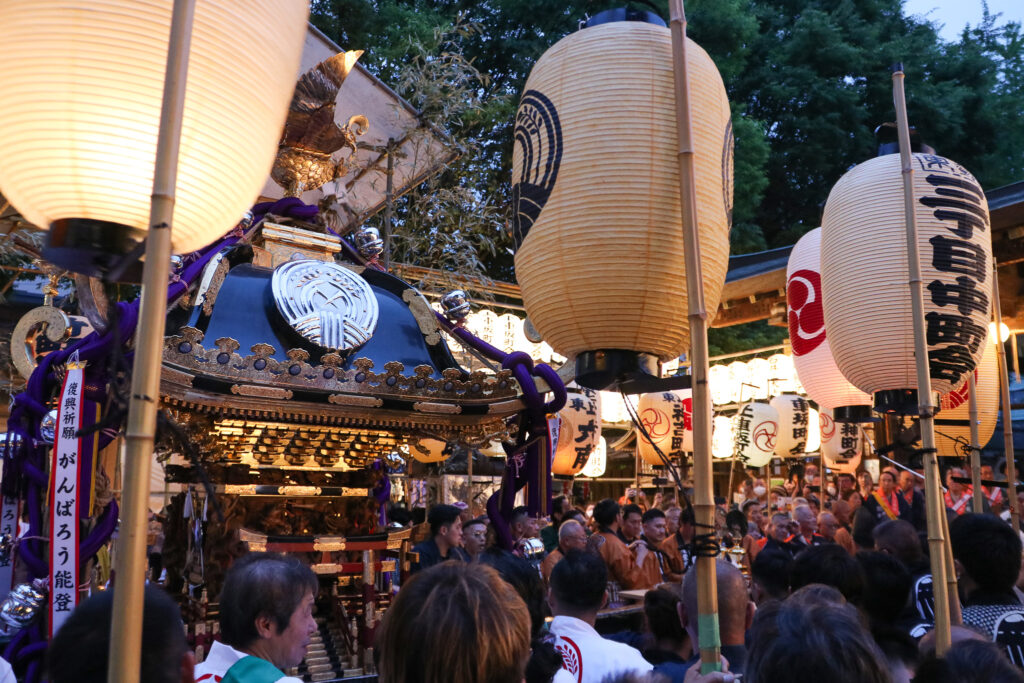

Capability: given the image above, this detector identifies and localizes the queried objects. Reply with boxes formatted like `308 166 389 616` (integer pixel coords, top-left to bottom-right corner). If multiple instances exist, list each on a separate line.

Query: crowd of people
41 460 1024 683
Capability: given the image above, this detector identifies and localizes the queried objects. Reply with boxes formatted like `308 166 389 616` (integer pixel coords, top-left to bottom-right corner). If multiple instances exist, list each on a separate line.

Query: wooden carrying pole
993 260 1020 531
669 0 721 672
108 0 195 681
892 65 954 655
969 374 984 512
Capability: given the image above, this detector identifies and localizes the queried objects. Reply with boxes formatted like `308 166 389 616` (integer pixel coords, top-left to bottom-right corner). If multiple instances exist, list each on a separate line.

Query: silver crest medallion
271 260 379 351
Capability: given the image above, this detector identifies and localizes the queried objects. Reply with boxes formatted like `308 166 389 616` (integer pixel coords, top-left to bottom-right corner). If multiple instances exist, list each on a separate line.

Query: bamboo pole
669 0 720 672
107 1 194 681
993 260 1020 531
969 374 984 513
892 64 953 656
938 500 963 625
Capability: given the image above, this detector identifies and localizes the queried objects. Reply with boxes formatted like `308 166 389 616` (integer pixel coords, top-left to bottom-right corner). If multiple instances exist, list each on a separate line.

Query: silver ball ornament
39 409 58 444
0 578 48 630
0 535 11 566
353 227 384 259
441 290 471 322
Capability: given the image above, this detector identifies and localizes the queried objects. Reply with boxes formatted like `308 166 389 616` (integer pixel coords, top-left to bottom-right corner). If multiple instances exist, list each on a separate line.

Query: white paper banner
0 495 19 594
49 365 83 637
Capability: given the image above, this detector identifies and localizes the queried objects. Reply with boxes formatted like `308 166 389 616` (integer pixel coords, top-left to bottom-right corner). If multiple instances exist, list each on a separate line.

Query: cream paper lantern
821 153 992 411
935 334 999 456
636 390 693 466
512 17 733 385
770 394 811 457
712 415 736 460
581 437 608 478
710 364 735 405
552 388 601 476
409 438 451 463
600 391 632 425
728 361 749 403
734 402 779 467
0 0 309 275
787 227 873 420
819 408 862 475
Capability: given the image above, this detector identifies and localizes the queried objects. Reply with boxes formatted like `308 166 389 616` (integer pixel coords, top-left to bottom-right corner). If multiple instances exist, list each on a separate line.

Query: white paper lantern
600 391 633 425
745 358 771 400
770 394 811 457
636 389 693 466
553 388 601 476
712 415 736 460
788 227 873 420
581 437 608 478
734 402 779 467
821 153 992 411
935 335 999 456
806 407 821 453
709 364 735 405
728 361 749 402
819 408 862 475
767 353 800 395
0 0 309 275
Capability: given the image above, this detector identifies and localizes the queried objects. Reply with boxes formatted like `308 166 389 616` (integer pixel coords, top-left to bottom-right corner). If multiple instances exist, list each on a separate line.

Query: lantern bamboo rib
892 65 953 657
969 374 984 511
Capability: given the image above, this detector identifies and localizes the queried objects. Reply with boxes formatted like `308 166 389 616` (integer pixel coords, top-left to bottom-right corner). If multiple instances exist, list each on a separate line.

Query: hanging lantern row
438 306 566 365
708 353 804 406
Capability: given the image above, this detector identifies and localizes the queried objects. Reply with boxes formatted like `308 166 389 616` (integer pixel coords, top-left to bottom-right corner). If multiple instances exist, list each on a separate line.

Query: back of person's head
856 551 912 623
219 552 318 650
787 583 845 607
377 561 531 683
789 543 864 605
549 550 607 614
751 547 792 603
950 513 1023 594
679 505 695 526
914 639 1024 683
746 600 892 683
644 587 686 647
725 509 747 535
428 504 462 537
480 547 547 636
872 519 924 567
48 585 190 683
871 624 919 682
681 559 750 644
593 498 620 528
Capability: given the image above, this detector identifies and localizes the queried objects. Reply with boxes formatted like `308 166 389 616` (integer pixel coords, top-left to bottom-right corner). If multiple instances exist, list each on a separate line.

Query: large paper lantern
787 228 872 420
581 437 608 478
767 353 800 395
935 335 999 456
552 388 602 476
805 407 821 453
512 14 733 388
636 390 693 466
728 361 749 402
712 415 736 460
745 358 771 400
770 394 811 457
819 408 862 475
600 391 632 425
734 402 779 467
821 153 992 412
0 0 309 276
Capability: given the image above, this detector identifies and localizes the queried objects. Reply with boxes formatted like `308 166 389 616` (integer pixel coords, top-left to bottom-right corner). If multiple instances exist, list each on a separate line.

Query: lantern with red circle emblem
734 402 779 467
636 389 693 466
819 408 862 474
935 336 999 457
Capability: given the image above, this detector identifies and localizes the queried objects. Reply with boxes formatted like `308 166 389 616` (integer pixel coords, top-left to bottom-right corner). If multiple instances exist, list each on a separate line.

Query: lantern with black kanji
636 389 692 466
820 152 992 413
935 335 999 456
552 388 602 476
512 10 733 389
819 408 862 474
787 227 872 421
770 394 810 458
734 402 779 467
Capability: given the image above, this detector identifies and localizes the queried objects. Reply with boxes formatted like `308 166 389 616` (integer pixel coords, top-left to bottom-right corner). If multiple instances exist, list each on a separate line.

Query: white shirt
548 615 653 683
194 641 303 683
